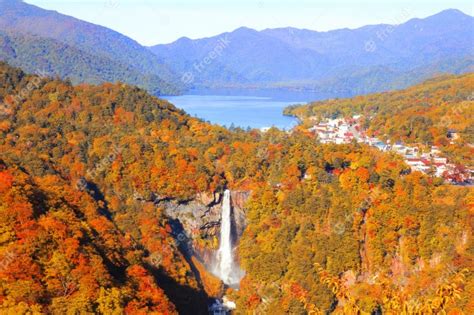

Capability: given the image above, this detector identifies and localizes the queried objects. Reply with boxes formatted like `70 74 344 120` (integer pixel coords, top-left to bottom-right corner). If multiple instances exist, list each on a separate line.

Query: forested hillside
0 0 180 95
0 31 177 95
0 160 179 314
233 147 473 313
285 73 474 166
0 63 472 314
0 62 212 314
1 1 472 97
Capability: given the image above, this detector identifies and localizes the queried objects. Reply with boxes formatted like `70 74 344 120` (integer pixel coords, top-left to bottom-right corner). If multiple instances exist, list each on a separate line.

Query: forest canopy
285 73 474 166
0 63 472 314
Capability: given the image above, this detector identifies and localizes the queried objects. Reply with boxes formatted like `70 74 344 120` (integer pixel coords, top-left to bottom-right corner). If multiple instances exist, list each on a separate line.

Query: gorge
161 189 247 291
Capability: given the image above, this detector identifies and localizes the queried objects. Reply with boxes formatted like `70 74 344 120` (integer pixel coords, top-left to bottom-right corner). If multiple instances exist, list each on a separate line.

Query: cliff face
230 190 251 238
162 190 250 266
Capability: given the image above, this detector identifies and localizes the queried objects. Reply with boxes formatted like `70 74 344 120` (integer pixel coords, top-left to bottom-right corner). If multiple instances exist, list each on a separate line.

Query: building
309 115 472 185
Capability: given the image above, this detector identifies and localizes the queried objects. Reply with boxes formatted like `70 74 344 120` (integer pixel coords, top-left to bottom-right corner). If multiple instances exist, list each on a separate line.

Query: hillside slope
285 73 474 165
0 31 177 94
0 0 180 95
0 62 472 313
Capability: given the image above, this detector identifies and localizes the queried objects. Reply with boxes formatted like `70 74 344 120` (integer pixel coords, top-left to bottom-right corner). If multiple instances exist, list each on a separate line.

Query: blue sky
25 0 473 45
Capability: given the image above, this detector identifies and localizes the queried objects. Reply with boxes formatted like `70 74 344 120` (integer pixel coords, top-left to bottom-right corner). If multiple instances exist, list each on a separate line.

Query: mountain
1 62 472 313
0 0 181 95
305 55 474 95
262 9 472 68
0 61 213 314
2 2 470 96
150 9 474 95
151 26 332 85
0 31 178 94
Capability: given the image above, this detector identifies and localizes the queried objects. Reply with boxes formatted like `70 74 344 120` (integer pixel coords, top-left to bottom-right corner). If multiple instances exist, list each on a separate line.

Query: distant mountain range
0 0 181 95
0 1 472 97
150 9 474 96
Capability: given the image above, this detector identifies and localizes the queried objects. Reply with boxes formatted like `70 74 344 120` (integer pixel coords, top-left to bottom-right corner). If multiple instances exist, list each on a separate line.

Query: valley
0 61 472 314
0 1 472 314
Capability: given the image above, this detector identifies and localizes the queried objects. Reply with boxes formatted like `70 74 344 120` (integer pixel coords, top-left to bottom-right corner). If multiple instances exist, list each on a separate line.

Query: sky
25 0 473 46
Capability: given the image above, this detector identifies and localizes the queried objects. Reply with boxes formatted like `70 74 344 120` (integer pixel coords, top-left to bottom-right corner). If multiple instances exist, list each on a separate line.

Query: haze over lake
164 89 333 129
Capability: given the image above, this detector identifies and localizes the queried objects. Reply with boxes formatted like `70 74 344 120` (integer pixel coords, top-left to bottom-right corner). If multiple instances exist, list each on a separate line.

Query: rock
162 190 250 268
197 192 216 206
164 190 250 239
231 191 250 238
230 190 250 209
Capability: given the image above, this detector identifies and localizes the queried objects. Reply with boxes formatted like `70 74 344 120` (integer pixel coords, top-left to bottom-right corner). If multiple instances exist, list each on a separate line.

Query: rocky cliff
162 190 250 267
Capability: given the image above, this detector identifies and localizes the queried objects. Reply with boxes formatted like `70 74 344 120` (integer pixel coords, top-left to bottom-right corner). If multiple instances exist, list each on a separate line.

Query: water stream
214 189 244 287
216 190 234 284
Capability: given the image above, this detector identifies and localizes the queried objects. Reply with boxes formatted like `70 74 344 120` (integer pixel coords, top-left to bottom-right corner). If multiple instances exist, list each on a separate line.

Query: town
308 116 473 185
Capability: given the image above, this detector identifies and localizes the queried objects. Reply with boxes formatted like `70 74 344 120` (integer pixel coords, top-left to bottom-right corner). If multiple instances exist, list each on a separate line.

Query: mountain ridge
149 9 473 95
0 0 182 94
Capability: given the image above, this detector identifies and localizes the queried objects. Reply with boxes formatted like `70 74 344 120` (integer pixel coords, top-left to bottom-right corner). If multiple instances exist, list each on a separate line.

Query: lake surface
163 89 333 130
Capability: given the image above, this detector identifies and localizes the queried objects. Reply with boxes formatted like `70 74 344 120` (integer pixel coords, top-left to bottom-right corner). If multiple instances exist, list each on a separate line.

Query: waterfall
217 189 234 285
213 189 244 287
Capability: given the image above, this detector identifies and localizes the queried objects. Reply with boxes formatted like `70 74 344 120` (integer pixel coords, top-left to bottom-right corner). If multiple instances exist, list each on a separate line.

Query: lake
163 89 333 130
